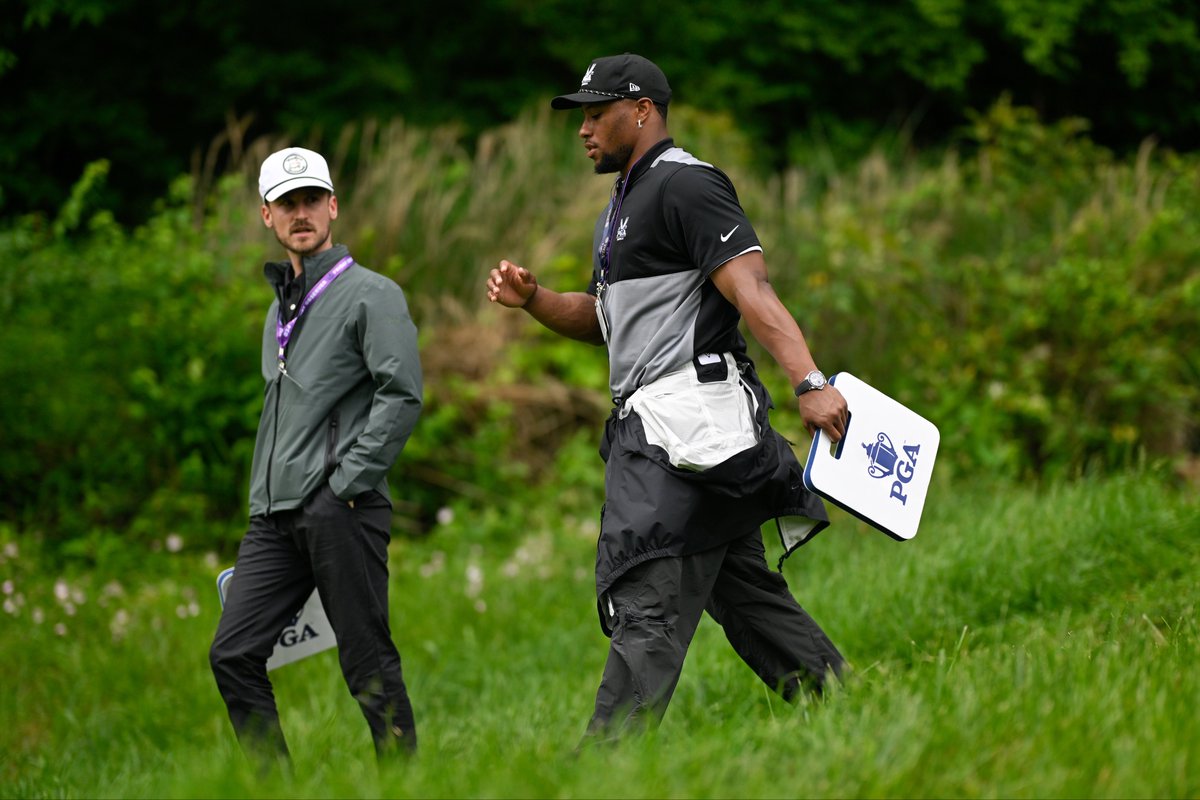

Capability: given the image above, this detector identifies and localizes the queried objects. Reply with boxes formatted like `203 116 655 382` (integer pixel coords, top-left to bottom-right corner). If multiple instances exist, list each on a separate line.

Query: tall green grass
3 463 1197 798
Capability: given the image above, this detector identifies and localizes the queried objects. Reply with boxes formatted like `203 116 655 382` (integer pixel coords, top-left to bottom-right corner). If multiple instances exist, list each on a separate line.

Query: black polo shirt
588 137 763 401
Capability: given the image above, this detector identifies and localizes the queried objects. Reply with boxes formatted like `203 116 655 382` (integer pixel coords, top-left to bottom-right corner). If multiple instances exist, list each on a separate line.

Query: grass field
3 455 1198 798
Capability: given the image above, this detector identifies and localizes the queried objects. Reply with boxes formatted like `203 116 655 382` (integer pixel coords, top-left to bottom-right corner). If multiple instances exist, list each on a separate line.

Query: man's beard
276 226 329 256
594 142 634 175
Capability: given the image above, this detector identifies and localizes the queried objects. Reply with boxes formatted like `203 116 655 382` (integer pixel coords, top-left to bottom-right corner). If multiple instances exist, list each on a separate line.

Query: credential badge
283 154 308 175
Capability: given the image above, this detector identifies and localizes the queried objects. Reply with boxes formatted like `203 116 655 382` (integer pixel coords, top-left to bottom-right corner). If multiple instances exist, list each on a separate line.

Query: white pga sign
803 373 939 541
216 567 337 671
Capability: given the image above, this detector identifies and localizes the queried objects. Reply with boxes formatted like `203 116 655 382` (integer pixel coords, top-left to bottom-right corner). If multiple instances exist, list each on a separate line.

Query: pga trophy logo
863 431 923 506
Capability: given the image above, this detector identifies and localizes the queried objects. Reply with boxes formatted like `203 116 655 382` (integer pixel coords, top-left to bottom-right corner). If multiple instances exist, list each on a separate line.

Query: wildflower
32 607 44 625
419 550 446 578
3 598 15 615
1 580 12 595
165 534 184 553
54 580 69 603
465 564 484 598
2 542 16 560
54 623 67 636
110 609 130 640
436 507 454 526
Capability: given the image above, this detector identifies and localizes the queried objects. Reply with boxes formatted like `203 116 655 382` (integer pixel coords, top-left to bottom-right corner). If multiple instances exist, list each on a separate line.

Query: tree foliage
1 0 1198 221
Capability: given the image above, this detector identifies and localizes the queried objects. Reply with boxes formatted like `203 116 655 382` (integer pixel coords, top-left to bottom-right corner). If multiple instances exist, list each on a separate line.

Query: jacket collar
263 243 350 289
624 137 674 188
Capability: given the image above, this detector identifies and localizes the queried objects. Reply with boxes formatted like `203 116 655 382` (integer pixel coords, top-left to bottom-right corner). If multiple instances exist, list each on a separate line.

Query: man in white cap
210 147 424 762
487 55 847 741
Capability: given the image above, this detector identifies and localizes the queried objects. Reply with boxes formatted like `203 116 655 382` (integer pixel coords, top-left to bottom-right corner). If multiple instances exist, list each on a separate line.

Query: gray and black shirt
585 138 829 617
589 138 762 402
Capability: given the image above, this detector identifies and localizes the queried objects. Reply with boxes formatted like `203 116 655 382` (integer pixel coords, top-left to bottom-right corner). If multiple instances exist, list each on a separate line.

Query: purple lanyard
596 153 649 294
276 255 354 371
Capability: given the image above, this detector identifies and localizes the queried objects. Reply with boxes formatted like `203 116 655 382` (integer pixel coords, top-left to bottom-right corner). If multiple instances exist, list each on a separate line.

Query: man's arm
710 251 848 442
329 280 423 499
487 259 605 345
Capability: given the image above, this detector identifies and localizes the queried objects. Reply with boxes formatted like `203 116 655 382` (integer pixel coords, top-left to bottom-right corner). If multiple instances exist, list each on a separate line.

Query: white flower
465 564 484 598
54 623 68 636
165 534 184 553
436 507 455 526
54 580 70 602
419 550 446 578
1 580 12 595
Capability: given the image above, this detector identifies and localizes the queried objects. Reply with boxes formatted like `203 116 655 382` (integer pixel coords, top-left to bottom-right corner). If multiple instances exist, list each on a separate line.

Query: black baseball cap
551 54 672 109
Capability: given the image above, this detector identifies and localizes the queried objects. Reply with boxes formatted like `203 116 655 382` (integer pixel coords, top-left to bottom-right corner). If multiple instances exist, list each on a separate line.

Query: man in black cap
487 54 848 740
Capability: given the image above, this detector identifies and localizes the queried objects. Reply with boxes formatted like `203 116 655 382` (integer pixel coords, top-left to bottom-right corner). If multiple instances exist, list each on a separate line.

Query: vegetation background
1 1 1198 797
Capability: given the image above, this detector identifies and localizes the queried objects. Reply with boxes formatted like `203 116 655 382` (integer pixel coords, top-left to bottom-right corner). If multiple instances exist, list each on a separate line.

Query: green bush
0 167 265 550
2 100 1196 559
749 96 1200 477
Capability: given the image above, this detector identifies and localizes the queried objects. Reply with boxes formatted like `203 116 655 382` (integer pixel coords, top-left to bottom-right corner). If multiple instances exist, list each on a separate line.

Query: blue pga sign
804 373 939 541
216 568 338 671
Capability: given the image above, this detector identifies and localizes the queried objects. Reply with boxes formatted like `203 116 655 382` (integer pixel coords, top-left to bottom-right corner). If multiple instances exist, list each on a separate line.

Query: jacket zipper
265 375 282 511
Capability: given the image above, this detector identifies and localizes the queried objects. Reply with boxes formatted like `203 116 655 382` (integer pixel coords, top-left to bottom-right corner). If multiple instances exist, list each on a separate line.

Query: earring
637 118 643 129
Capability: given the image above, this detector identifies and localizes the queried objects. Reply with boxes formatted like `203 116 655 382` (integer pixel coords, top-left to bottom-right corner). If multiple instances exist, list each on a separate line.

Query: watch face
809 371 826 388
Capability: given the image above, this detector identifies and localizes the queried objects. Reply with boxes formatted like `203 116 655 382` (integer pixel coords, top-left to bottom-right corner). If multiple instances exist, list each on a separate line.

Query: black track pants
209 484 416 759
587 529 843 739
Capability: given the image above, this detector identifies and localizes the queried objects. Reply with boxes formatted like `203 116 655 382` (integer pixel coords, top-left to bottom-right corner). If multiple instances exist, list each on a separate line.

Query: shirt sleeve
661 166 762 278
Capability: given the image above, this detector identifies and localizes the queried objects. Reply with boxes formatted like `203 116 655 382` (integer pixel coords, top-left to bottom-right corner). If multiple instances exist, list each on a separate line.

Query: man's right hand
487 259 539 309
799 384 849 443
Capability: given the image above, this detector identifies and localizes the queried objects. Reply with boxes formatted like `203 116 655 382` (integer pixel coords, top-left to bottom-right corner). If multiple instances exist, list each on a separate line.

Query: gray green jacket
247 244 422 516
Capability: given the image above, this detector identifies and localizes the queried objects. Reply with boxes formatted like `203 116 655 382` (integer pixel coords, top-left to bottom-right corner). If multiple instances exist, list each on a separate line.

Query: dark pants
209 483 416 759
587 529 844 739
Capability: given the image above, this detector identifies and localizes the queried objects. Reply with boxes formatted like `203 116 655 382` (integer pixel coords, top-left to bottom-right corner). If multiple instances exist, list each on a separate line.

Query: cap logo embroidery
629 82 640 92
581 63 597 86
282 154 308 175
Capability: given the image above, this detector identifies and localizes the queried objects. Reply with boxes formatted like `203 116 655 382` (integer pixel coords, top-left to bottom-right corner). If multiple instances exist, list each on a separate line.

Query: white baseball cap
258 147 334 202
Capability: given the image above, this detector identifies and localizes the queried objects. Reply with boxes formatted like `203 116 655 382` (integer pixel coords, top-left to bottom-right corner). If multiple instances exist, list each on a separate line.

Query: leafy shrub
2 100 1196 560
748 97 1200 477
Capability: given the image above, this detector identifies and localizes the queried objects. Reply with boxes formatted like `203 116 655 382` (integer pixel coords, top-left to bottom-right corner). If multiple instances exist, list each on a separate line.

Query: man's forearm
524 288 606 345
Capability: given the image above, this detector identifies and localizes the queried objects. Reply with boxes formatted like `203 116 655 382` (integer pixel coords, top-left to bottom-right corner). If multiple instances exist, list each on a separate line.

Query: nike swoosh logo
720 225 740 242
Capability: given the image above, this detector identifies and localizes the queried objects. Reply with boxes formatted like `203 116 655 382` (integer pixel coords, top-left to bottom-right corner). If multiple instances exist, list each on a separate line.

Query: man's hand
487 259 538 308
799 385 849 443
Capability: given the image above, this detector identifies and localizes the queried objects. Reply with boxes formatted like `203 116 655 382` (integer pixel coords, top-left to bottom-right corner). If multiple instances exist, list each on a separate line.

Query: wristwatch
794 369 827 397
